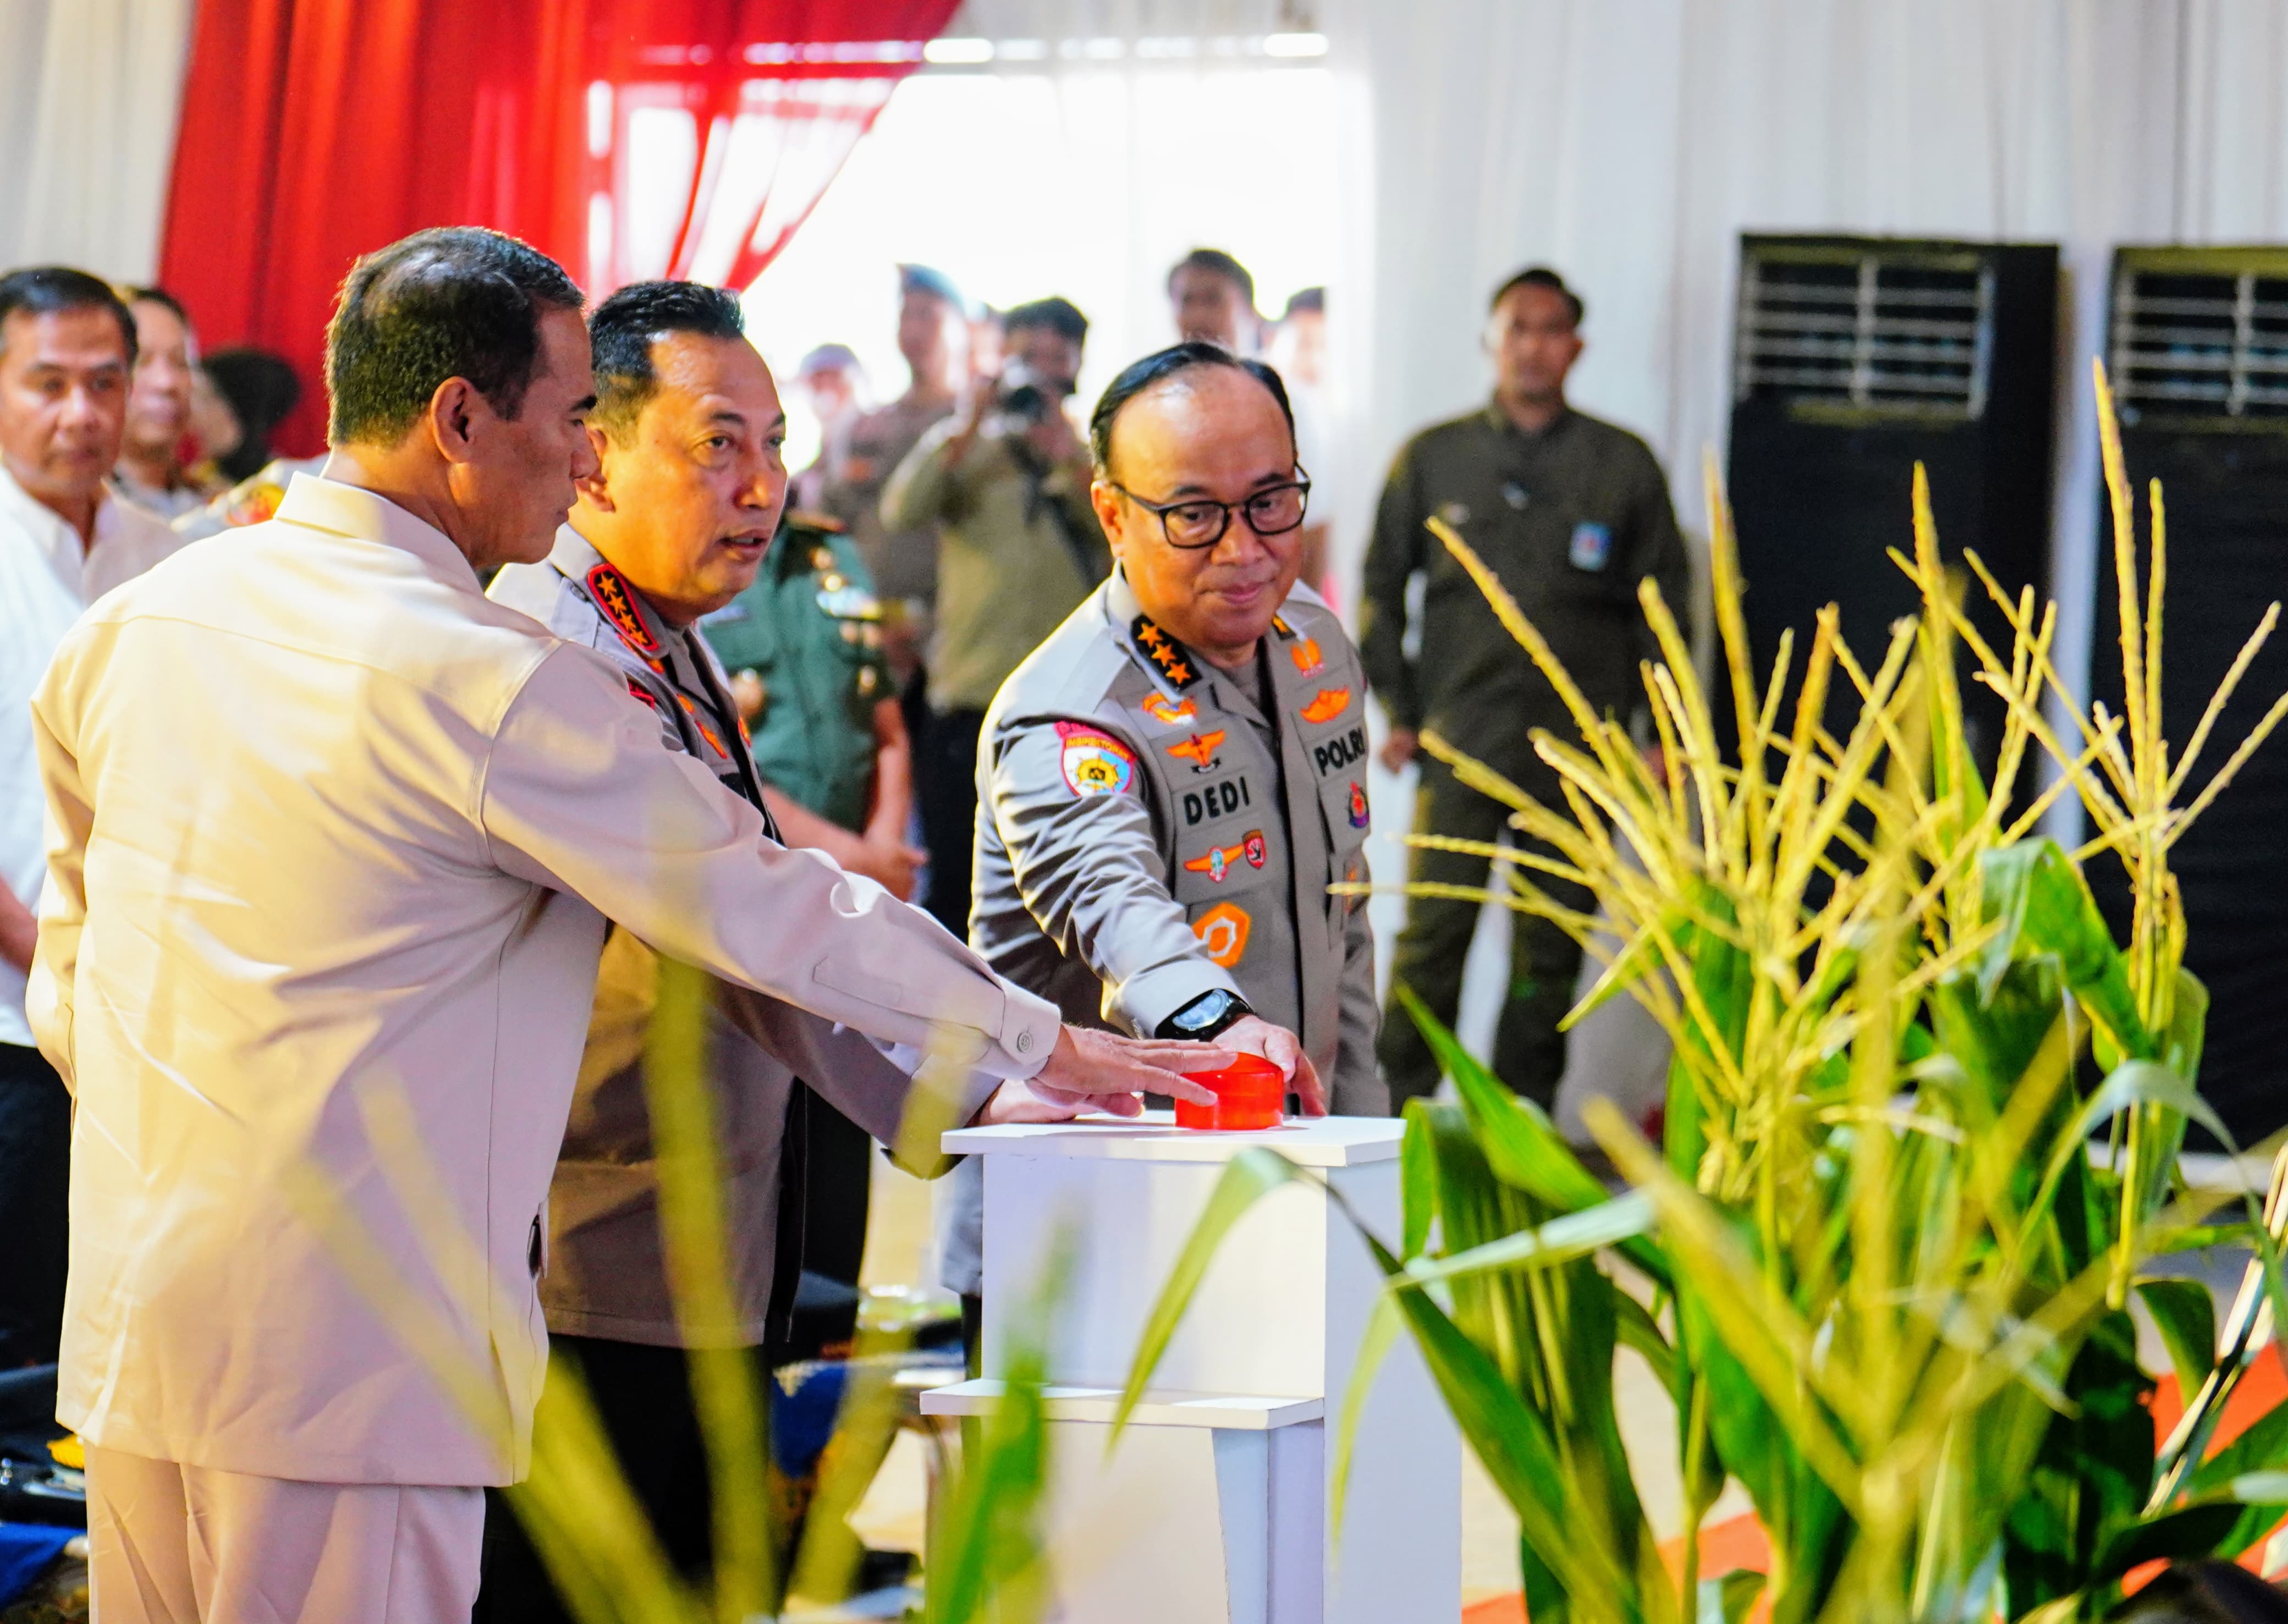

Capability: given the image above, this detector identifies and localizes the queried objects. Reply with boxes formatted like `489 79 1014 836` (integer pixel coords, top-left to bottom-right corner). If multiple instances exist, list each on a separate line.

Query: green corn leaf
1394 1191 1657 1293
1977 841 2155 1059
1398 983 1671 1289
2088 1499 2250 1587
1328 1291 1402 1546
1614 1287 1680 1400
1400 1100 1438 1263
2134 1278 2218 1403
1114 1147 1309 1435
1697 1569 1766 1624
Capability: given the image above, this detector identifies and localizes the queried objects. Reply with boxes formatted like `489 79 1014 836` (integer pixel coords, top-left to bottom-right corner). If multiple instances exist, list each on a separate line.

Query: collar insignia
587 563 663 659
1130 614 1198 690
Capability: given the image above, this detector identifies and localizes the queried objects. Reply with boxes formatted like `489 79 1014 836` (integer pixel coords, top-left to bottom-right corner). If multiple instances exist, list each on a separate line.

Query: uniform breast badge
1299 687 1351 724
1054 721 1138 797
1183 840 1245 883
1140 690 1197 728
1167 731 1225 772
1569 520 1613 571
1348 781 1371 829
1192 901 1251 967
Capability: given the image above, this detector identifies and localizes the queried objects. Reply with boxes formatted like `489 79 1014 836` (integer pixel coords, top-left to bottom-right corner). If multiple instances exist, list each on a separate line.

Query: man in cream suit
29 228 1214 1623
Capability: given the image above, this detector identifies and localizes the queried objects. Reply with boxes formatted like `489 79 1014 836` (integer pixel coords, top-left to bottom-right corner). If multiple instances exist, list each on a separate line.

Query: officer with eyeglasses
940 340 1388 1343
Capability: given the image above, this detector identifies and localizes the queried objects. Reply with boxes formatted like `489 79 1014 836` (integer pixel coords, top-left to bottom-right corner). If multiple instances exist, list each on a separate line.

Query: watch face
1178 992 1233 1031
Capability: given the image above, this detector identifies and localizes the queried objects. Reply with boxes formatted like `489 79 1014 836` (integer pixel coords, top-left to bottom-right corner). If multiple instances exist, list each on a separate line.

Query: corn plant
1123 361 2288 1623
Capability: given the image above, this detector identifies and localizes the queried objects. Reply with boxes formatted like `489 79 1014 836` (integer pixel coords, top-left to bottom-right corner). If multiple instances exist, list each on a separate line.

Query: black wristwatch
1157 988 1255 1042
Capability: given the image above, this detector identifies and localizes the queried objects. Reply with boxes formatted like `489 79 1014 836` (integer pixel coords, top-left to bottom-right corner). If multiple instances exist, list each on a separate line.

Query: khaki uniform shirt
881 422 1109 714
1358 401 1689 778
32 477 1057 1485
941 570 1385 1293
492 526 958 1348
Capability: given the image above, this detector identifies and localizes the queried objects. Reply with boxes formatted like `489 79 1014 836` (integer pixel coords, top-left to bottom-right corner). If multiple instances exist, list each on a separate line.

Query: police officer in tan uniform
942 341 1386 1325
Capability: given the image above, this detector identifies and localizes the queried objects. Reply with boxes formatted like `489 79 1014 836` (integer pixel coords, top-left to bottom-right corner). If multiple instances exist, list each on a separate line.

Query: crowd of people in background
0 230 1685 1616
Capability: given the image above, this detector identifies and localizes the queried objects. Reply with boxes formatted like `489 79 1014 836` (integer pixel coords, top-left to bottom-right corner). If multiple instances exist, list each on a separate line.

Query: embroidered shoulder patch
587 563 663 658
1054 720 1137 797
1299 687 1351 724
1130 614 1199 690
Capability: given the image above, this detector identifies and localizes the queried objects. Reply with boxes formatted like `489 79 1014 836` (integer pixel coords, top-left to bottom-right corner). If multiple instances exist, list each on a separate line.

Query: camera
996 363 1075 426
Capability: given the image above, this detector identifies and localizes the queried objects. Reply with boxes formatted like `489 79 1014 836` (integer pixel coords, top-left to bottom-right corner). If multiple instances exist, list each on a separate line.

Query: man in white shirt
111 287 211 522
31 228 1216 1623
0 266 181 1372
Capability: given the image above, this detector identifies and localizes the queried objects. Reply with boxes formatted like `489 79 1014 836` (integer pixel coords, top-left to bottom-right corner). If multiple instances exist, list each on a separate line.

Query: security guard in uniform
1360 266 1689 1110
942 341 1385 1325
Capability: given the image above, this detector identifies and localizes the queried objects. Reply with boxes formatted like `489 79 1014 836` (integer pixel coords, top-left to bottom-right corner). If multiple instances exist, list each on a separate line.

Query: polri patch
1130 615 1198 690
587 563 663 658
1055 720 1137 797
1569 521 1613 572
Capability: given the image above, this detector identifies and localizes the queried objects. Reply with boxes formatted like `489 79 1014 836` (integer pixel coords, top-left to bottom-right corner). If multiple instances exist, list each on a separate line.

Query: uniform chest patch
1181 776 1253 826
1167 731 1225 772
1192 902 1251 967
1289 635 1324 678
1311 725 1368 778
1130 615 1198 690
1348 780 1370 829
1139 691 1197 728
1055 721 1137 797
587 563 663 658
1569 521 1613 571
1181 829 1267 885
1299 687 1351 724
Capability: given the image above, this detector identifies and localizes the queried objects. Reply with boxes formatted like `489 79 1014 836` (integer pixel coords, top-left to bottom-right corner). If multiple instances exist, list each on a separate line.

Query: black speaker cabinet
2092 246 2288 1145
1726 235 2060 770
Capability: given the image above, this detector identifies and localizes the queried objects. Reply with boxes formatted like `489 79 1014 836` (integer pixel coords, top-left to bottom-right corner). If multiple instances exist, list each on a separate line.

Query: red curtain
158 0 958 457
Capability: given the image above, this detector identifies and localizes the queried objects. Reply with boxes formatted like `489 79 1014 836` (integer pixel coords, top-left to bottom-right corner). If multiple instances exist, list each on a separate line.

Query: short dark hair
1281 287 1324 321
1005 296 1088 348
325 227 584 447
127 286 190 326
1167 249 1256 311
1489 266 1583 327
0 266 138 366
1088 340 1294 477
587 280 746 443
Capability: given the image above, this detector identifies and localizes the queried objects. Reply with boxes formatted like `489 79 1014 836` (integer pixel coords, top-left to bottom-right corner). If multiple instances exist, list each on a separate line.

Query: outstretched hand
974 1026 1223 1125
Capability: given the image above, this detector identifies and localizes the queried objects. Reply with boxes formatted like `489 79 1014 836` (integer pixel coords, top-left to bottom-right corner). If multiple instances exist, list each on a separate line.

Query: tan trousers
85 1445 484 1623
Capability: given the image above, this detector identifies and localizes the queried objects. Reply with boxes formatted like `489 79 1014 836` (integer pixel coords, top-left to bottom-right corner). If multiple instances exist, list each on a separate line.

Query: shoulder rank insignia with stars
587 562 663 659
1130 614 1198 690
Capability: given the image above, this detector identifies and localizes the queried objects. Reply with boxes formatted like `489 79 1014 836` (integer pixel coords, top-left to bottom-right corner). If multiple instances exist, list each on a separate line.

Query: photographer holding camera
884 295 1108 933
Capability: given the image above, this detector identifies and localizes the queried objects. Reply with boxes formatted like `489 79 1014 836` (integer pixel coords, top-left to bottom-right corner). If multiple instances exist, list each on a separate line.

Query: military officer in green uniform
1360 266 1689 1110
703 509 924 902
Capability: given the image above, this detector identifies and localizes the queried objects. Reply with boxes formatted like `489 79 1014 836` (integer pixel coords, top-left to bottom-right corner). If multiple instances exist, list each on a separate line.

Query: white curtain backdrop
0 0 193 282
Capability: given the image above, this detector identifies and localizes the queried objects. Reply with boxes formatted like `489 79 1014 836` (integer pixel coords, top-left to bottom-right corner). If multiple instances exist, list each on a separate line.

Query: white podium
920 1114 1460 1623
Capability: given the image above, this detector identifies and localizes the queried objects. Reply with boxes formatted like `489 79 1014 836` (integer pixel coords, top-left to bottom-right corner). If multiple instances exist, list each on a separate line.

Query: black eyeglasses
1109 467 1313 550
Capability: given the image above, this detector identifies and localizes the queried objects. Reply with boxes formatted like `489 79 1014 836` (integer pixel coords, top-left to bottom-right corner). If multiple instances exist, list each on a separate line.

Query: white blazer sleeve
479 645 1058 1082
